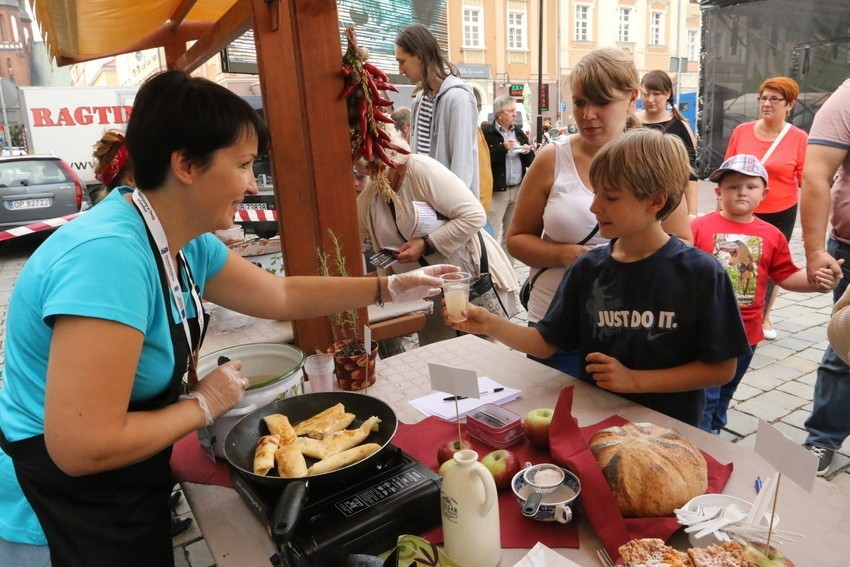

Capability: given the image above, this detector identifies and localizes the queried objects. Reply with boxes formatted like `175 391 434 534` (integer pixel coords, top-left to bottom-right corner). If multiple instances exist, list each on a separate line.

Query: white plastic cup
304 354 335 393
441 271 472 323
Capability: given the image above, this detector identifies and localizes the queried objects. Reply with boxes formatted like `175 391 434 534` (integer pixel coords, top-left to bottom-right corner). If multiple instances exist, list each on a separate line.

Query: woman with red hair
724 76 808 339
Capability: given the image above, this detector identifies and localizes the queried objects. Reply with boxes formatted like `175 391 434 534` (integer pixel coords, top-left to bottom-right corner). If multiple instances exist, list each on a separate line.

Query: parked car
238 153 280 239
0 155 91 230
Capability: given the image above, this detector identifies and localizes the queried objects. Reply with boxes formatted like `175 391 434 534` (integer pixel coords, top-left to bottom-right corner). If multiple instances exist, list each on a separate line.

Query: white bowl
197 343 305 457
683 493 779 547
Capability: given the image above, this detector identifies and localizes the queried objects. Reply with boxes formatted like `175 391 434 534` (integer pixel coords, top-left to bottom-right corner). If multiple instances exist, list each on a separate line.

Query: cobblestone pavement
0 182 848 565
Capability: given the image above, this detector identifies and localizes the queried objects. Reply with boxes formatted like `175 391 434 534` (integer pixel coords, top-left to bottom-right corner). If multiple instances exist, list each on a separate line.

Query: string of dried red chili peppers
340 26 408 203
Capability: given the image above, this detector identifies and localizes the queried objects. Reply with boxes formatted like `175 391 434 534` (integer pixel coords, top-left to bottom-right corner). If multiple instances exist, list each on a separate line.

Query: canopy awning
30 0 245 66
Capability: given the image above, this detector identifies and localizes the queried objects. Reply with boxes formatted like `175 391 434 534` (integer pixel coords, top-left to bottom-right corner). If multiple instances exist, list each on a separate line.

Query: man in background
391 107 411 142
482 95 536 261
800 78 850 476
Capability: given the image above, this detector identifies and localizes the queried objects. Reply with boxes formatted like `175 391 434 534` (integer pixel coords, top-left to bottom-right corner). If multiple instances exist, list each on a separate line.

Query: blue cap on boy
708 154 769 186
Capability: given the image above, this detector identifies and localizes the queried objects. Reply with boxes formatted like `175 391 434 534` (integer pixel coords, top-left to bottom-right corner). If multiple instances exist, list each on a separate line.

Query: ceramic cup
511 465 581 523
304 353 335 393
441 272 472 323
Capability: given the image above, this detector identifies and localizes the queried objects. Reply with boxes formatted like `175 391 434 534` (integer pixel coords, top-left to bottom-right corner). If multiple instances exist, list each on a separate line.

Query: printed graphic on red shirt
712 234 763 306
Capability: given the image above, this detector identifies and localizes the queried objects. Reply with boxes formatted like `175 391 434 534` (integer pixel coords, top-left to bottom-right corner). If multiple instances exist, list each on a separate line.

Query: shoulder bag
518 222 599 310
760 122 791 165
469 232 515 319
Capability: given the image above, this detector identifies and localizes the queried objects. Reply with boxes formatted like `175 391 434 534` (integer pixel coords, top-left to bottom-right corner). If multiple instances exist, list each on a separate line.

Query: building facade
0 0 32 86
445 0 701 132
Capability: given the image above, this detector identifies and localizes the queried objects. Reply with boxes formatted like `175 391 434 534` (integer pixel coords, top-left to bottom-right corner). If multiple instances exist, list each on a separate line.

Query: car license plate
9 198 51 210
237 203 268 210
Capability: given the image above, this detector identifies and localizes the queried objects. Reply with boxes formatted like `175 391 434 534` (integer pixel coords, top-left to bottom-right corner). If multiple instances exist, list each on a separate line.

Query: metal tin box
466 404 525 449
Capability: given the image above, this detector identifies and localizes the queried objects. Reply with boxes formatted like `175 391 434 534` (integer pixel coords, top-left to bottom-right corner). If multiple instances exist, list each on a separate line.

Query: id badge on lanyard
132 189 205 386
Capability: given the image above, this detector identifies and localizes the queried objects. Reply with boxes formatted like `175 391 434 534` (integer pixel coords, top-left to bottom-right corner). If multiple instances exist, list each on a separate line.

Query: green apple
523 408 555 448
743 543 794 567
480 449 521 490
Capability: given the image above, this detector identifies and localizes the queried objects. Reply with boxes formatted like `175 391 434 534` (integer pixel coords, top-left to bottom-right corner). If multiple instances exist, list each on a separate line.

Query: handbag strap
577 222 600 246
477 232 489 274
388 199 429 268
527 222 598 288
761 122 791 165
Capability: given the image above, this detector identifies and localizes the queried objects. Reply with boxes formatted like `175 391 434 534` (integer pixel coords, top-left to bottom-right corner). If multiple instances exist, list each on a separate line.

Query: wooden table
200 299 431 355
182 335 850 566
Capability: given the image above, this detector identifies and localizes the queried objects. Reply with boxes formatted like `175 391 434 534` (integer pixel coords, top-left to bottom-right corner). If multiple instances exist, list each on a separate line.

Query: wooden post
250 0 366 354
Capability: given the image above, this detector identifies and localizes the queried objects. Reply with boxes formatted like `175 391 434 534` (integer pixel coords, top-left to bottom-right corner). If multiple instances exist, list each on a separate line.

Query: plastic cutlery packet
675 492 800 548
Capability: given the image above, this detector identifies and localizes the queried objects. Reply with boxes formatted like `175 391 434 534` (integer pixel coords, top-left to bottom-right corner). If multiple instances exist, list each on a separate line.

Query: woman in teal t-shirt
0 70 455 566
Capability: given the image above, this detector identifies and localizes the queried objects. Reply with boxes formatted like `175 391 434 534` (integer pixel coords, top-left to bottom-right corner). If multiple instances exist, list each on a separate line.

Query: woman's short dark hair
125 70 270 190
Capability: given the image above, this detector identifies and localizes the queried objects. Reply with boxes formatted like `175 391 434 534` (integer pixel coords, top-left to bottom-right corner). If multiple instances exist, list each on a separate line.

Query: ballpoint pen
443 388 504 402
754 476 763 494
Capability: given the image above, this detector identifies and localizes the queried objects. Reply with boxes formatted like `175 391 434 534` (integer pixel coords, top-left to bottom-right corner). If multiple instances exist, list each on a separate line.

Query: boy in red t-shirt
692 154 840 433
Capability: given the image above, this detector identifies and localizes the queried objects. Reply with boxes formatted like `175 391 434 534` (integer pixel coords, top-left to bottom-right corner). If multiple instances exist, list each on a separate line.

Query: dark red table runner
548 386 734 562
170 388 733 557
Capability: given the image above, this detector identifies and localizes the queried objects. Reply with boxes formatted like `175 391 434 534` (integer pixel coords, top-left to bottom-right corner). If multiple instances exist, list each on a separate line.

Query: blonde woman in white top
506 48 692 377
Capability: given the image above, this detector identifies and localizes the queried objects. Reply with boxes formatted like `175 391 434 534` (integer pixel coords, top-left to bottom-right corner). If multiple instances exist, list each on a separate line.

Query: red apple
523 408 555 449
480 449 521 490
743 543 794 566
438 458 458 476
437 439 471 465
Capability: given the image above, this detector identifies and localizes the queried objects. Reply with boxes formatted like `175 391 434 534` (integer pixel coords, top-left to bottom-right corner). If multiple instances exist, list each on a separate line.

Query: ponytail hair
640 70 686 122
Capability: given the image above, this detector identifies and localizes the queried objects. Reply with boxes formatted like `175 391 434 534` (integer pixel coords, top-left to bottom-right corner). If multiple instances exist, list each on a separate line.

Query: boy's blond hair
589 128 690 220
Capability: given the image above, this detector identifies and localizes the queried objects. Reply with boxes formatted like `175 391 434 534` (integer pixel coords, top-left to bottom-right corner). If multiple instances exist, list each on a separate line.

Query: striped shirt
415 94 435 156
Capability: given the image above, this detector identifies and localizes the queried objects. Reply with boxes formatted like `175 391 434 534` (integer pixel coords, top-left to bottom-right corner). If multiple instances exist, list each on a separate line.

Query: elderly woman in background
725 77 808 339
636 70 699 217
358 131 519 345
505 48 692 378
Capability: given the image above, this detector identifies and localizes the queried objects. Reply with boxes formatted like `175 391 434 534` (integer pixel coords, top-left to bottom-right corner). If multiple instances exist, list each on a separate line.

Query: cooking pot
198 343 305 457
223 392 398 544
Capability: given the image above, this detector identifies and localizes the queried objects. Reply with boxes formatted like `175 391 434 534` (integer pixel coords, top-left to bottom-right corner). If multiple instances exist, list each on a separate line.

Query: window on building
462 7 484 49
508 10 527 50
618 7 632 43
0 16 7 43
10 16 17 43
650 11 665 46
687 30 699 62
575 5 591 41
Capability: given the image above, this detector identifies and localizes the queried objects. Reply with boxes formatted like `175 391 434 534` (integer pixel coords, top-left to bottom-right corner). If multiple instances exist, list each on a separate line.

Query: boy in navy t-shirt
446 128 751 426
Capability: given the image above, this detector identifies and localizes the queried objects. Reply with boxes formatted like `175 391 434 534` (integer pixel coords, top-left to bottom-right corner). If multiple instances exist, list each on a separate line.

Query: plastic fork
691 505 748 539
597 547 615 567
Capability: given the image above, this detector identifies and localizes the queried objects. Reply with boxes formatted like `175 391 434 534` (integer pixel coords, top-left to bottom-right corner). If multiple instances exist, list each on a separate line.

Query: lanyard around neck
131 189 205 370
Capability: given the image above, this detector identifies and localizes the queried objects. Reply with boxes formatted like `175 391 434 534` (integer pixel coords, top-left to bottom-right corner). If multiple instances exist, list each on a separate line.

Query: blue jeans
805 238 850 451
700 346 757 432
527 323 581 377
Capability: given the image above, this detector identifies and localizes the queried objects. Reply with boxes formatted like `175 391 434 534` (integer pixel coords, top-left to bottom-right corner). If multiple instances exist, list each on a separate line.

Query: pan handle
271 480 308 545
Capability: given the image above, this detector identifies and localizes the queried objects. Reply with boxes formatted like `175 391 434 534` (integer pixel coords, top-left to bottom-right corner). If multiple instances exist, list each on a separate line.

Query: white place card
428 362 479 398
754 419 817 492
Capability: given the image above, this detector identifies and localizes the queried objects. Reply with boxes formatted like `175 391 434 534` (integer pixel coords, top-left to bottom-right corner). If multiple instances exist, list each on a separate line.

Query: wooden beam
251 0 366 354
163 43 188 70
370 313 426 342
174 0 253 73
169 0 199 30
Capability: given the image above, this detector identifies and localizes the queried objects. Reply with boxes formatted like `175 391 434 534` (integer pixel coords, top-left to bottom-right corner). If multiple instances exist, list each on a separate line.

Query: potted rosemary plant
317 230 377 390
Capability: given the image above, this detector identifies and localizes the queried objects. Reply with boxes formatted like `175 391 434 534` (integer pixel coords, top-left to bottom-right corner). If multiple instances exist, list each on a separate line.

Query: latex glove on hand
181 360 248 426
388 264 459 303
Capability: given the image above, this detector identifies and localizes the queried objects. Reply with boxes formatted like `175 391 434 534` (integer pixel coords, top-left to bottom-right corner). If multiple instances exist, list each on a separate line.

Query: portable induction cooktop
230 444 442 567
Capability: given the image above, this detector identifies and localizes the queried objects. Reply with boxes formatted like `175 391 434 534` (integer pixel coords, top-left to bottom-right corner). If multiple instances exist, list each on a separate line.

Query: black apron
0 231 206 567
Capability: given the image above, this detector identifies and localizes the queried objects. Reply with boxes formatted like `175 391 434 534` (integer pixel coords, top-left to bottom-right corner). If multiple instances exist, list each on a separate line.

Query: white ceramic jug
440 449 501 567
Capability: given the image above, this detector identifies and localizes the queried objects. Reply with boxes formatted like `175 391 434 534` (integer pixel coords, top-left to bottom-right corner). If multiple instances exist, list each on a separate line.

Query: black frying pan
223 392 398 544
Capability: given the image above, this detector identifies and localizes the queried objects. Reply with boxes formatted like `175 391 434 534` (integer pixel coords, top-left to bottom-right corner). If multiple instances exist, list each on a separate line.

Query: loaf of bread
589 422 707 517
